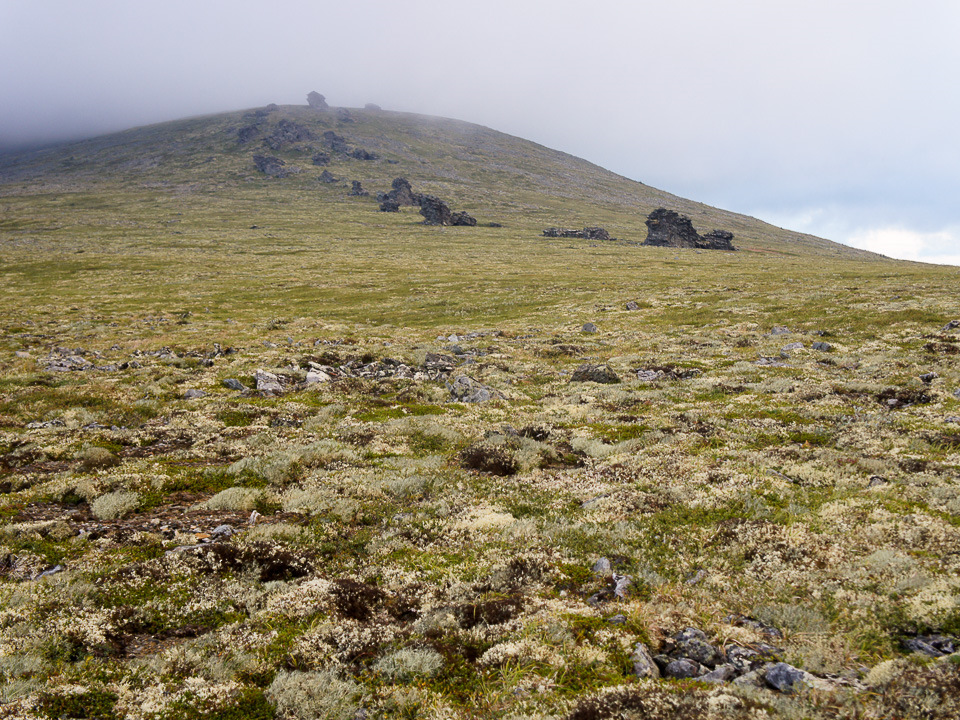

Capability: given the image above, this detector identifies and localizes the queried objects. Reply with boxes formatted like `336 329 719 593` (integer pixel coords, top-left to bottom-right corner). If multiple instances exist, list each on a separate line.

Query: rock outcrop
264 120 314 151
349 180 369 197
643 209 737 250
380 177 421 208
306 91 328 110
419 195 476 226
322 131 350 153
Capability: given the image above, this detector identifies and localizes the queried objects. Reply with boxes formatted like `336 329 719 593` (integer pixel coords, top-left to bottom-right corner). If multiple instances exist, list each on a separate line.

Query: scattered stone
631 643 661 679
675 627 722 667
222 378 245 391
608 614 627 625
625 301 639 311
941 319 960 332
725 615 784 640
570 364 620 384
770 326 792 335
307 91 328 110
592 558 612 575
349 180 369 197
45 354 93 372
765 662 806 693
264 119 314 150
582 322 598 333
755 357 789 367
781 342 804 353
183 389 207 399
447 376 500 403
237 125 261 144
322 130 350 153
350 148 379 161
612 573 631 599
253 154 297 178
319 170 338 183
255 369 283 394
311 152 330 166
643 208 736 250
812 341 833 351
920 372 939 384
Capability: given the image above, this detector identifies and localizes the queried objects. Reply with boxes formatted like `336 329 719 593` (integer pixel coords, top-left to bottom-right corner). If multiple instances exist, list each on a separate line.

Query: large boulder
419 195 453 225
322 131 350 153
643 208 736 250
307 91 328 110
382 177 421 207
451 211 477 227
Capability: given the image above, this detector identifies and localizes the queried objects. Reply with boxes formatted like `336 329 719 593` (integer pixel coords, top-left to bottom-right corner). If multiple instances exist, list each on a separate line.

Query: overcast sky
2 0 958 265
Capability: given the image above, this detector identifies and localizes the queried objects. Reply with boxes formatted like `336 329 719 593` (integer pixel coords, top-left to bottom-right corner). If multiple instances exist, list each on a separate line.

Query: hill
0 105 958 719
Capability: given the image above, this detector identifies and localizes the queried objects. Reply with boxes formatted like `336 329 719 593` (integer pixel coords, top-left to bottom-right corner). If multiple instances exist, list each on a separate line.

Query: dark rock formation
311 152 330 166
306 91 328 110
385 177 421 206
264 120 314 150
318 170 338 183
543 227 612 241
336 108 354 123
322 131 350 153
419 195 453 225
701 229 736 251
364 103 382 111
237 125 261 144
643 208 737 250
350 148 379 161
349 180 369 197
379 199 400 212
253 155 296 178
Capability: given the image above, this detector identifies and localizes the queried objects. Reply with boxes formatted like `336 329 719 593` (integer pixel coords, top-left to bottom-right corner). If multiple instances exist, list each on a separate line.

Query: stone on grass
305 370 332 385
582 322 598 333
765 662 806 693
448 376 500 403
592 557 612 574
665 658 703 679
223 378 245 390
183 389 207 399
812 341 832 351
625 301 639 311
571 364 620 384
256 369 283 394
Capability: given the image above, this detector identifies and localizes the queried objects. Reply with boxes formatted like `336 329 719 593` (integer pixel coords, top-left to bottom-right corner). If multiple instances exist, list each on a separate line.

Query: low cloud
845 227 960 267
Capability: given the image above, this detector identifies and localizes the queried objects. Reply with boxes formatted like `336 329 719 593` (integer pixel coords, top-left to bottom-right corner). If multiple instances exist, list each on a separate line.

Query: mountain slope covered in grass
0 104 958 719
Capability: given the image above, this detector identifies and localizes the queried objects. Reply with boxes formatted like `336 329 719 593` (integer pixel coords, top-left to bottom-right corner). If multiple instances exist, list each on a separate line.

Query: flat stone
305 370 331 385
665 658 703 679
781 342 804 353
222 378 245 390
765 662 806 693
183 389 207 399
770 326 791 335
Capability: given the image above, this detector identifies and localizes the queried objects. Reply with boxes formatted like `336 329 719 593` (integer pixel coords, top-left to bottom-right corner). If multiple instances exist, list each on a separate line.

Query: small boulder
183 389 207 399
255 370 283 394
765 662 806 693
571 364 620 384
379 198 401 212
451 211 477 226
311 152 330 166
350 148 379 161
582 322 598 333
812 341 832 352
318 170 338 183
699 664 736 683
941 319 960 332
322 130 350 153
348 180 369 197
253 155 295 178
448 376 500 403
625 301 639 311
222 378 245 391
664 659 703 679
419 195 454 225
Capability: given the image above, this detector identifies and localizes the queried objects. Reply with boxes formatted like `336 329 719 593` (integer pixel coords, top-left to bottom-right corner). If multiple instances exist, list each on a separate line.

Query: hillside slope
0 103 875 259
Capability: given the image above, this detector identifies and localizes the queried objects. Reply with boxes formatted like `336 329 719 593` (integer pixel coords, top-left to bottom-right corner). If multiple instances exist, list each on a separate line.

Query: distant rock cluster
375 178 477 226
643 208 736 250
543 227 613 241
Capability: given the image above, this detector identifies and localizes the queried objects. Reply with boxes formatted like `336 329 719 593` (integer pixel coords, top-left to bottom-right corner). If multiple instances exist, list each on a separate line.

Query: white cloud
845 227 960 267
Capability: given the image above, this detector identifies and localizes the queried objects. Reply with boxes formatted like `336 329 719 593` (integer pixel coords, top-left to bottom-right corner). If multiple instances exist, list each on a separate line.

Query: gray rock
941 319 960 332
253 154 297 178
318 170 338 183
947 416 960 424
920 372 939 384
665 658 703 679
305 370 331 385
733 668 766 687
348 180 369 197
570 364 620 384
781 342 804 354
699 664 736 683
631 642 661 679
592 557 612 575
255 369 284 394
612 573 631 599
868 475 888 487
34 564 65 580
222 378 245 391
582 322 598 333
812 341 833 352
955 388 960 399
674 628 722 667
625 301 639 311
447 376 499 403
15 350 30 359
765 662 806 693
183 389 207 399
636 369 666 382
211 524 234 540
770 326 791 335
306 91 328 110
608 614 627 625
725 646 760 672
